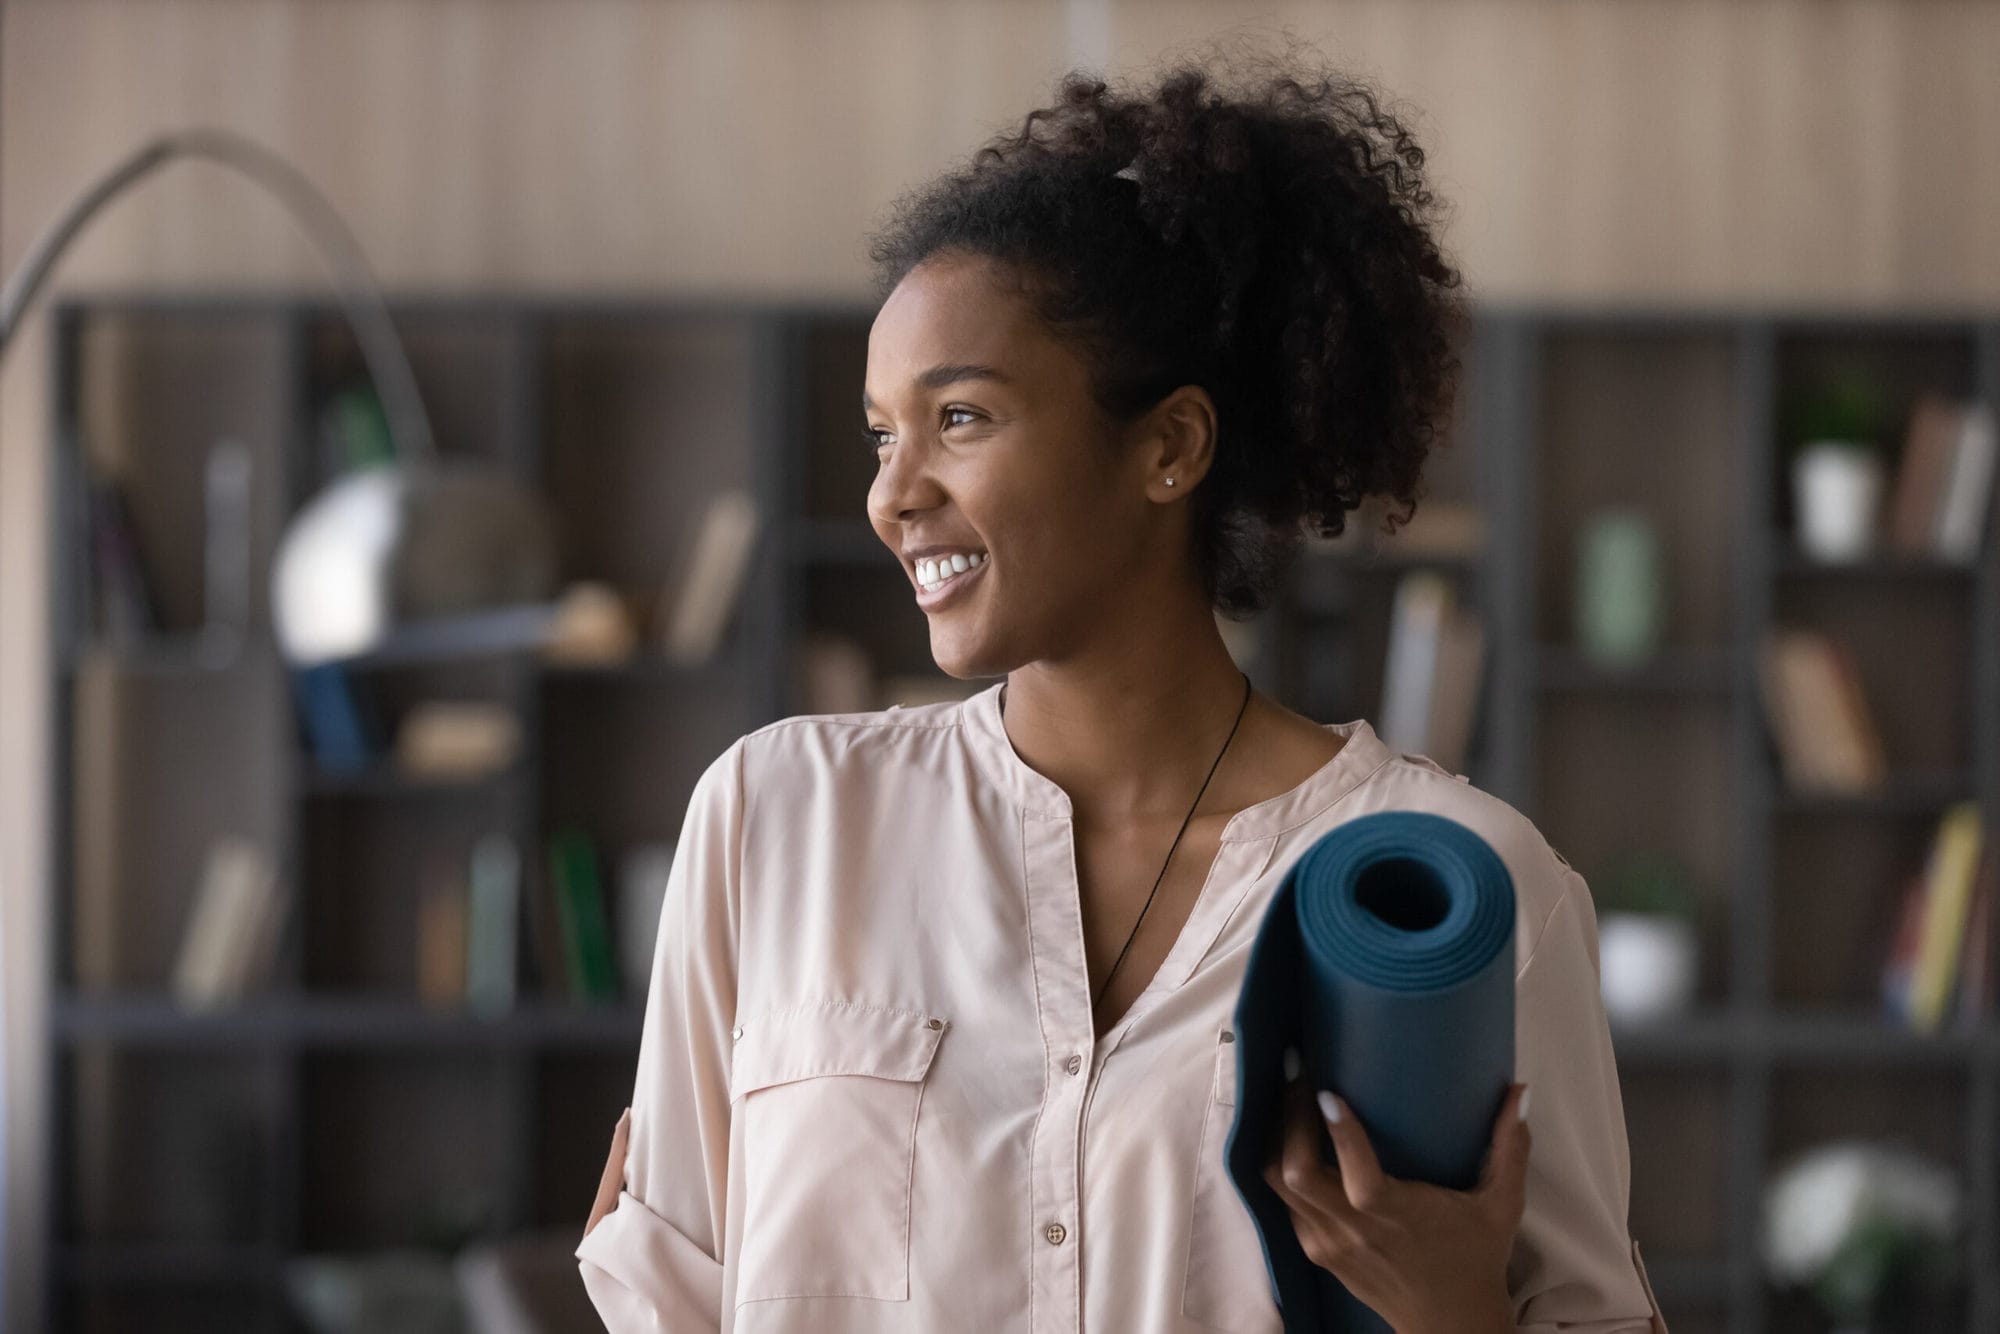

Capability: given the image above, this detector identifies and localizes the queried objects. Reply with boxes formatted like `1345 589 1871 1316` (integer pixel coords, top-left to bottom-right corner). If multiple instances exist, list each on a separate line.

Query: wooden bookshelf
40 294 2000 1334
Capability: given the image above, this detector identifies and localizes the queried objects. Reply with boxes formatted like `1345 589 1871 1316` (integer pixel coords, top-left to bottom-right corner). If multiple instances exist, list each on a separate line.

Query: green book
548 828 617 1002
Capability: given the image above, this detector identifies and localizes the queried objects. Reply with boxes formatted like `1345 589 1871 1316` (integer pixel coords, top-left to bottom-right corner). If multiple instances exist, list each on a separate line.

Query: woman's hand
583 1106 632 1243
1261 1067 1531 1334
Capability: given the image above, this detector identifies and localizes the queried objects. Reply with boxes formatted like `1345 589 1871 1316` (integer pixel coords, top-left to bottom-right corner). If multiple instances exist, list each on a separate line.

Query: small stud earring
1164 476 1176 487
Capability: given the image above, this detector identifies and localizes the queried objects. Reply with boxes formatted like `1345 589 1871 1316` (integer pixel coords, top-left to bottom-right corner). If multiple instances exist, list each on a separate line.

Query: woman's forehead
867 260 1077 405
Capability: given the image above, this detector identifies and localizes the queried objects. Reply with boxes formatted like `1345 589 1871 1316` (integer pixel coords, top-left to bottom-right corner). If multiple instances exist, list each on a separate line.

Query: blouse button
926 1017 943 1030
731 1025 744 1040
1219 1030 1234 1043
1064 1054 1082 1075
1045 1222 1067 1245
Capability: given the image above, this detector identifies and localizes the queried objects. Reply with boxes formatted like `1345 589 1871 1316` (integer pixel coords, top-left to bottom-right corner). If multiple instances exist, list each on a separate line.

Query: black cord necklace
1007 669 1254 1018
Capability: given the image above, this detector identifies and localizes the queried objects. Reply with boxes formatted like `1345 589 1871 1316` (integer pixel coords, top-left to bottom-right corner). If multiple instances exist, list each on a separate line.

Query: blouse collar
957 678 1395 843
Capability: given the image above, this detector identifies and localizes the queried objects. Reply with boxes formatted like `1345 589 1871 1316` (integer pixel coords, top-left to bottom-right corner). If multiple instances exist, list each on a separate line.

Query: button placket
1022 809 1092 1332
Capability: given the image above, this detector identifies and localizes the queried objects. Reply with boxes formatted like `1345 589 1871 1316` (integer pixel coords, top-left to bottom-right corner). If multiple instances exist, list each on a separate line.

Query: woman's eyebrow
862 363 1015 414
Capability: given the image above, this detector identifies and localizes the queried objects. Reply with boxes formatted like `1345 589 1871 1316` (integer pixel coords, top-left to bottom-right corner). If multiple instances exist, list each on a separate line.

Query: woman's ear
1138 384 1219 495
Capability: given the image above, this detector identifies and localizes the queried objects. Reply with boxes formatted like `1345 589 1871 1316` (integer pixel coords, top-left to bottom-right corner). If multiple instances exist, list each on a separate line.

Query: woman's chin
927 628 1005 682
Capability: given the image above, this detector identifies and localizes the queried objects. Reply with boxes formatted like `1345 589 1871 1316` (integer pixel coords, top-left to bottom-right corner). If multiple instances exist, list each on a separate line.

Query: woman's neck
998 630 1257 826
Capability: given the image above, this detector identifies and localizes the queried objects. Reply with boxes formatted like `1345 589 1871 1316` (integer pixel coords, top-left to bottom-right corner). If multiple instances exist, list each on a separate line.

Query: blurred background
2 2 1998 1333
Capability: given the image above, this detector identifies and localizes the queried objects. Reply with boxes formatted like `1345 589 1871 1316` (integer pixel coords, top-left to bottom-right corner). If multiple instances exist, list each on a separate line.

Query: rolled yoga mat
1222 811 1517 1334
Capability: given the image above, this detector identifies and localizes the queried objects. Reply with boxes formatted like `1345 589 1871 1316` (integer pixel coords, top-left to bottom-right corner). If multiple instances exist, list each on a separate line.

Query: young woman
576 48 1668 1334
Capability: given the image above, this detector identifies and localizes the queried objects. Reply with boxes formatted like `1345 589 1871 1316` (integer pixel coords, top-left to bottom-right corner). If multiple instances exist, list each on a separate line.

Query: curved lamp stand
0 127 561 667
0 127 434 465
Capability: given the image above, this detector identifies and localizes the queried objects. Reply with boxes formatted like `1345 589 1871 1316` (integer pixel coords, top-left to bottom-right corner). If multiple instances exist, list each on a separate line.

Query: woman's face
864 251 1174 680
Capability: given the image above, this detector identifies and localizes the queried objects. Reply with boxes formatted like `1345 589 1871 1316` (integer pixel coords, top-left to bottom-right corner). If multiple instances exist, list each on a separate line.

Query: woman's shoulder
1356 743 1584 967
722 693 979 786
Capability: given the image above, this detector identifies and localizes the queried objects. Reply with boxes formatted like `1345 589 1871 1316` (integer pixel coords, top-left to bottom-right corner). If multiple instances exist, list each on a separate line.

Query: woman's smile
912 549 989 609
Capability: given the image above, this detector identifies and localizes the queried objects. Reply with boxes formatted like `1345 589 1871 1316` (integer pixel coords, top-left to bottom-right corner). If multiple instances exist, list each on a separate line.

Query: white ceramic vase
1792 441 1885 562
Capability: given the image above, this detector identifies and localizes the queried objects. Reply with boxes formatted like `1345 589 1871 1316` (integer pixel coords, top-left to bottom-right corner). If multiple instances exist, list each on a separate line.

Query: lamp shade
272 458 559 666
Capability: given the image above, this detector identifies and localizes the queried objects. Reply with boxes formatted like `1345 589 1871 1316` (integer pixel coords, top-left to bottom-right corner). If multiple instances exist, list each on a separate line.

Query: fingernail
1283 1047 1301 1082
1517 1085 1532 1122
1316 1090 1342 1124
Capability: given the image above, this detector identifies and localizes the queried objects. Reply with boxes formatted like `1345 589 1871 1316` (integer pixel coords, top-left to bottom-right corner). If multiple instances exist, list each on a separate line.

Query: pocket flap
730 1000 946 1101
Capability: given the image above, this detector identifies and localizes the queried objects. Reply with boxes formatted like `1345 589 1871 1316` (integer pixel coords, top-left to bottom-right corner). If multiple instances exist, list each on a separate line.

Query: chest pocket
729 1000 946 1305
1182 1031 1284 1333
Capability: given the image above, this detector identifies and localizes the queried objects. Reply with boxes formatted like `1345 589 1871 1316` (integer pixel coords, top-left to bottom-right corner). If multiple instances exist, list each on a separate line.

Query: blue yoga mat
1222 811 1517 1333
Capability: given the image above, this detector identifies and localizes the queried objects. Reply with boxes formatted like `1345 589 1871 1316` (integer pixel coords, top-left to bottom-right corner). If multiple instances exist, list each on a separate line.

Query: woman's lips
914 554 988 610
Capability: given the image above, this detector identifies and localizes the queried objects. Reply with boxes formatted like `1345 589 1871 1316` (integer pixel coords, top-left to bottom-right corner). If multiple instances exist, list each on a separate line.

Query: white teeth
916 550 986 591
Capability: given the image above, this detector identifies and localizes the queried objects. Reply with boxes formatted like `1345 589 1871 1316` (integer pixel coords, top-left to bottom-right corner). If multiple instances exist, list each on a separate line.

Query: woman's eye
861 409 977 452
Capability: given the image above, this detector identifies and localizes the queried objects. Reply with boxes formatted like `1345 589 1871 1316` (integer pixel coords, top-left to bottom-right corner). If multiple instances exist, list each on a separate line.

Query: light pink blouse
575 680 1670 1333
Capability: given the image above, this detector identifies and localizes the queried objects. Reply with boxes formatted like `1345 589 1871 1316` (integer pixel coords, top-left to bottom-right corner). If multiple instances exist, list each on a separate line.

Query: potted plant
1780 372 1894 563
1762 1138 1963 1333
1591 849 1700 1025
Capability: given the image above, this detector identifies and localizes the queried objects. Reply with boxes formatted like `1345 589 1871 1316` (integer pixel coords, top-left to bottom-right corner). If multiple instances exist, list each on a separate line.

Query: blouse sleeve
1509 861 1671 1334
575 737 747 1331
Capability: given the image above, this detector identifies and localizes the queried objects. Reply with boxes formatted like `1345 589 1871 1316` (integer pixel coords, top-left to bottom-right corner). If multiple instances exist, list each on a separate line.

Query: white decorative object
1793 441 1885 562
1762 1138 1962 1328
1597 911 1698 1024
272 461 557 665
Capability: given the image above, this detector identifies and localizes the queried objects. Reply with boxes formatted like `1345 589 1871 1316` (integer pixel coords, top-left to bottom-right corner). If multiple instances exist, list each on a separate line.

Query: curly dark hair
864 43 1468 617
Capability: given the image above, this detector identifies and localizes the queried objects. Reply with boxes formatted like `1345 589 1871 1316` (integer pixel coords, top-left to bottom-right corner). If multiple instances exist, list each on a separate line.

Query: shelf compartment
1536 691 1737 1010
1769 575 1974 780
301 303 526 485
70 307 295 642
1533 328 1740 651
1761 1063 1972 1334
63 656 290 993
298 792 515 996
298 1049 511 1250
59 1045 272 1248
1769 323 1981 543
541 314 762 589
1770 802 1960 1010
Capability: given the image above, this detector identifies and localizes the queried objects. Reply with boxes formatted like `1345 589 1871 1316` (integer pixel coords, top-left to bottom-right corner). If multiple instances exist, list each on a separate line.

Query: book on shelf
547 827 619 1002
466 833 522 1016
416 852 469 1009
291 661 387 774
1954 845 1997 1027
1885 394 1997 564
393 699 521 780
171 834 282 1009
1758 626 1886 793
539 580 642 666
1376 569 1484 776
82 465 163 645
520 836 567 999
617 841 675 1000
1878 800 1992 1033
661 488 762 665
203 437 254 635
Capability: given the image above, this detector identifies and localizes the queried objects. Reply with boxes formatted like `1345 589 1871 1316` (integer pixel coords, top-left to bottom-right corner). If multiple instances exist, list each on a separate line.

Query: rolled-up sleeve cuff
1515 1239 1670 1333
574 1189 724 1330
